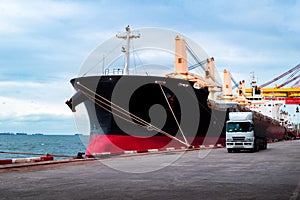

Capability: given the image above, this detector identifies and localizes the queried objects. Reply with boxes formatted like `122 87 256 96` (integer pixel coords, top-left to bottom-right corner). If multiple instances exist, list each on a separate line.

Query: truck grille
232 137 245 141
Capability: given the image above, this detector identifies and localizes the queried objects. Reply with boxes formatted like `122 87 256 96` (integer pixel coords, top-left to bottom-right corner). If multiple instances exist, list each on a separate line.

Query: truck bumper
226 142 254 149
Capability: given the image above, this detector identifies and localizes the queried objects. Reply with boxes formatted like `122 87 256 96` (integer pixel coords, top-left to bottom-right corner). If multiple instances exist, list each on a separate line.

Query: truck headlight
245 138 254 142
226 138 233 142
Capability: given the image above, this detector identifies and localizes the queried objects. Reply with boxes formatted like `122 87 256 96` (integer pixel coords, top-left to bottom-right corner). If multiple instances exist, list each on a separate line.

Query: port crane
245 64 300 104
259 64 300 88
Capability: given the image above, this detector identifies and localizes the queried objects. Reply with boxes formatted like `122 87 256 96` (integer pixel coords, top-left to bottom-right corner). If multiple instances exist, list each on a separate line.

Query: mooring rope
77 82 190 147
80 89 188 147
77 82 154 128
158 84 190 146
80 89 150 128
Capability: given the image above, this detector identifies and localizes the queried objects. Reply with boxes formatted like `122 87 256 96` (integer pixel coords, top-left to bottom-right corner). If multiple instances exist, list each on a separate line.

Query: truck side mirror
249 125 254 131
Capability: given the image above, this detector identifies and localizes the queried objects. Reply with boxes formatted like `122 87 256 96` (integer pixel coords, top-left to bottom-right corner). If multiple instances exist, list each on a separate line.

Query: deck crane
186 42 235 88
230 77 240 89
186 42 240 89
186 42 206 71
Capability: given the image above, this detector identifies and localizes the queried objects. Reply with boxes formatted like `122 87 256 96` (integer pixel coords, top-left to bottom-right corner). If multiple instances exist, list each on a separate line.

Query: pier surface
0 140 299 200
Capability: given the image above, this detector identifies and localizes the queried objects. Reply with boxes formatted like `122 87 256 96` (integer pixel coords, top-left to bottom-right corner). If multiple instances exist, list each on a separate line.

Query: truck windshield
226 122 253 132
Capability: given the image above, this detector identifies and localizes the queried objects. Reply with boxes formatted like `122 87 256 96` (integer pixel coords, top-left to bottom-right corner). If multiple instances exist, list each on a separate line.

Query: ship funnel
174 36 188 74
223 69 233 96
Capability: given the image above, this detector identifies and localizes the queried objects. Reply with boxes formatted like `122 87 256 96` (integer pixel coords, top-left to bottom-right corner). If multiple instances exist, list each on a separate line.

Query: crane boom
186 42 206 71
292 80 300 88
278 75 300 88
259 64 300 88
188 60 207 71
231 77 239 89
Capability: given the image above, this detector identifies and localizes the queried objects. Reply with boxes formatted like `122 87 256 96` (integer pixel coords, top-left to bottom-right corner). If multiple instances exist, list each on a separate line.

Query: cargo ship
66 27 286 156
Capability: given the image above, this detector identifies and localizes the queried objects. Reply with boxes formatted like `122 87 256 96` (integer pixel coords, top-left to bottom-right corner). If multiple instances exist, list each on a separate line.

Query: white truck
226 112 267 153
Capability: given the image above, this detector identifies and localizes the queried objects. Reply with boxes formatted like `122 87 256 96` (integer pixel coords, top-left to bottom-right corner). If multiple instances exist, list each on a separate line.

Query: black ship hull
68 75 286 155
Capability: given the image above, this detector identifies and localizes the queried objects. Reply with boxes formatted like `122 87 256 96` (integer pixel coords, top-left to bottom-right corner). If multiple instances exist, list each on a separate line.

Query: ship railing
104 68 124 75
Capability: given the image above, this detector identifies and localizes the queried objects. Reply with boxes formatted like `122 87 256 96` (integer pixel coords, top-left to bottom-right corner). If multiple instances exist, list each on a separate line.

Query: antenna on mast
116 25 140 75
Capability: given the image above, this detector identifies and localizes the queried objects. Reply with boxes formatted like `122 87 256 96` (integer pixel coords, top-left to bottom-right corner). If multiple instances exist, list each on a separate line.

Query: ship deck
0 140 299 200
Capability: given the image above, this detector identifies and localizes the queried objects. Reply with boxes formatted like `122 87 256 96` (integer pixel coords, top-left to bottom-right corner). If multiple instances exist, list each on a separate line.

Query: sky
0 0 299 134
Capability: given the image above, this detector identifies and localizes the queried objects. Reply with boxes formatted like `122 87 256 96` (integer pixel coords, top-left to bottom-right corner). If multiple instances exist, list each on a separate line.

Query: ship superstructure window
178 58 183 63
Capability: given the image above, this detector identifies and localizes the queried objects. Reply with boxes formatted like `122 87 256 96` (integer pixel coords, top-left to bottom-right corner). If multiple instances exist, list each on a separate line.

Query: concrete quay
0 140 299 200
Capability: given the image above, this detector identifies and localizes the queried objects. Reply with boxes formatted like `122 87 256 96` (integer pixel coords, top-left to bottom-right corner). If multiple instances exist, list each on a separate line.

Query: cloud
0 96 70 119
0 0 85 35
0 80 74 108
0 0 299 133
0 1 91 80
0 80 76 133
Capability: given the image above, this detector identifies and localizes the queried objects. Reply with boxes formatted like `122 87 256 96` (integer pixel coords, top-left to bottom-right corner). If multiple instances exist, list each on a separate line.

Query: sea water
0 135 88 160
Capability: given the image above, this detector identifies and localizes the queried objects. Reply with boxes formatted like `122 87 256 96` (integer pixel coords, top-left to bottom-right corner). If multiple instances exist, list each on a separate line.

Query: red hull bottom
85 135 226 156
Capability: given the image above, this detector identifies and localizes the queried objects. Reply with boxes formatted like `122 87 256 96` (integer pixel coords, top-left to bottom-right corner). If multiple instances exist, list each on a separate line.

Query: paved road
0 140 299 200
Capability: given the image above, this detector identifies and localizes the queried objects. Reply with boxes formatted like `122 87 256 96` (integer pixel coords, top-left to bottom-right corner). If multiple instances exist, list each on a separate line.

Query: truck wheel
264 141 267 150
261 139 267 150
255 142 260 152
251 142 259 152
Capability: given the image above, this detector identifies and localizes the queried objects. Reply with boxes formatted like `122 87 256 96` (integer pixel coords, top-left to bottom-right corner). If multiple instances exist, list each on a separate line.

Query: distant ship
32 133 44 136
0 132 15 135
16 133 28 136
66 27 287 156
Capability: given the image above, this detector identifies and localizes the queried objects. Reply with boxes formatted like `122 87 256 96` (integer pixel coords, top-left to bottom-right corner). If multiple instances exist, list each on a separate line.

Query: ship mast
116 25 140 75
250 72 258 97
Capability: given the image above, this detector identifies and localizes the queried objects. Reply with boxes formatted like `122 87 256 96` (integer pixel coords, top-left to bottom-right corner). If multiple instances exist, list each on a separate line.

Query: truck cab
226 112 267 153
